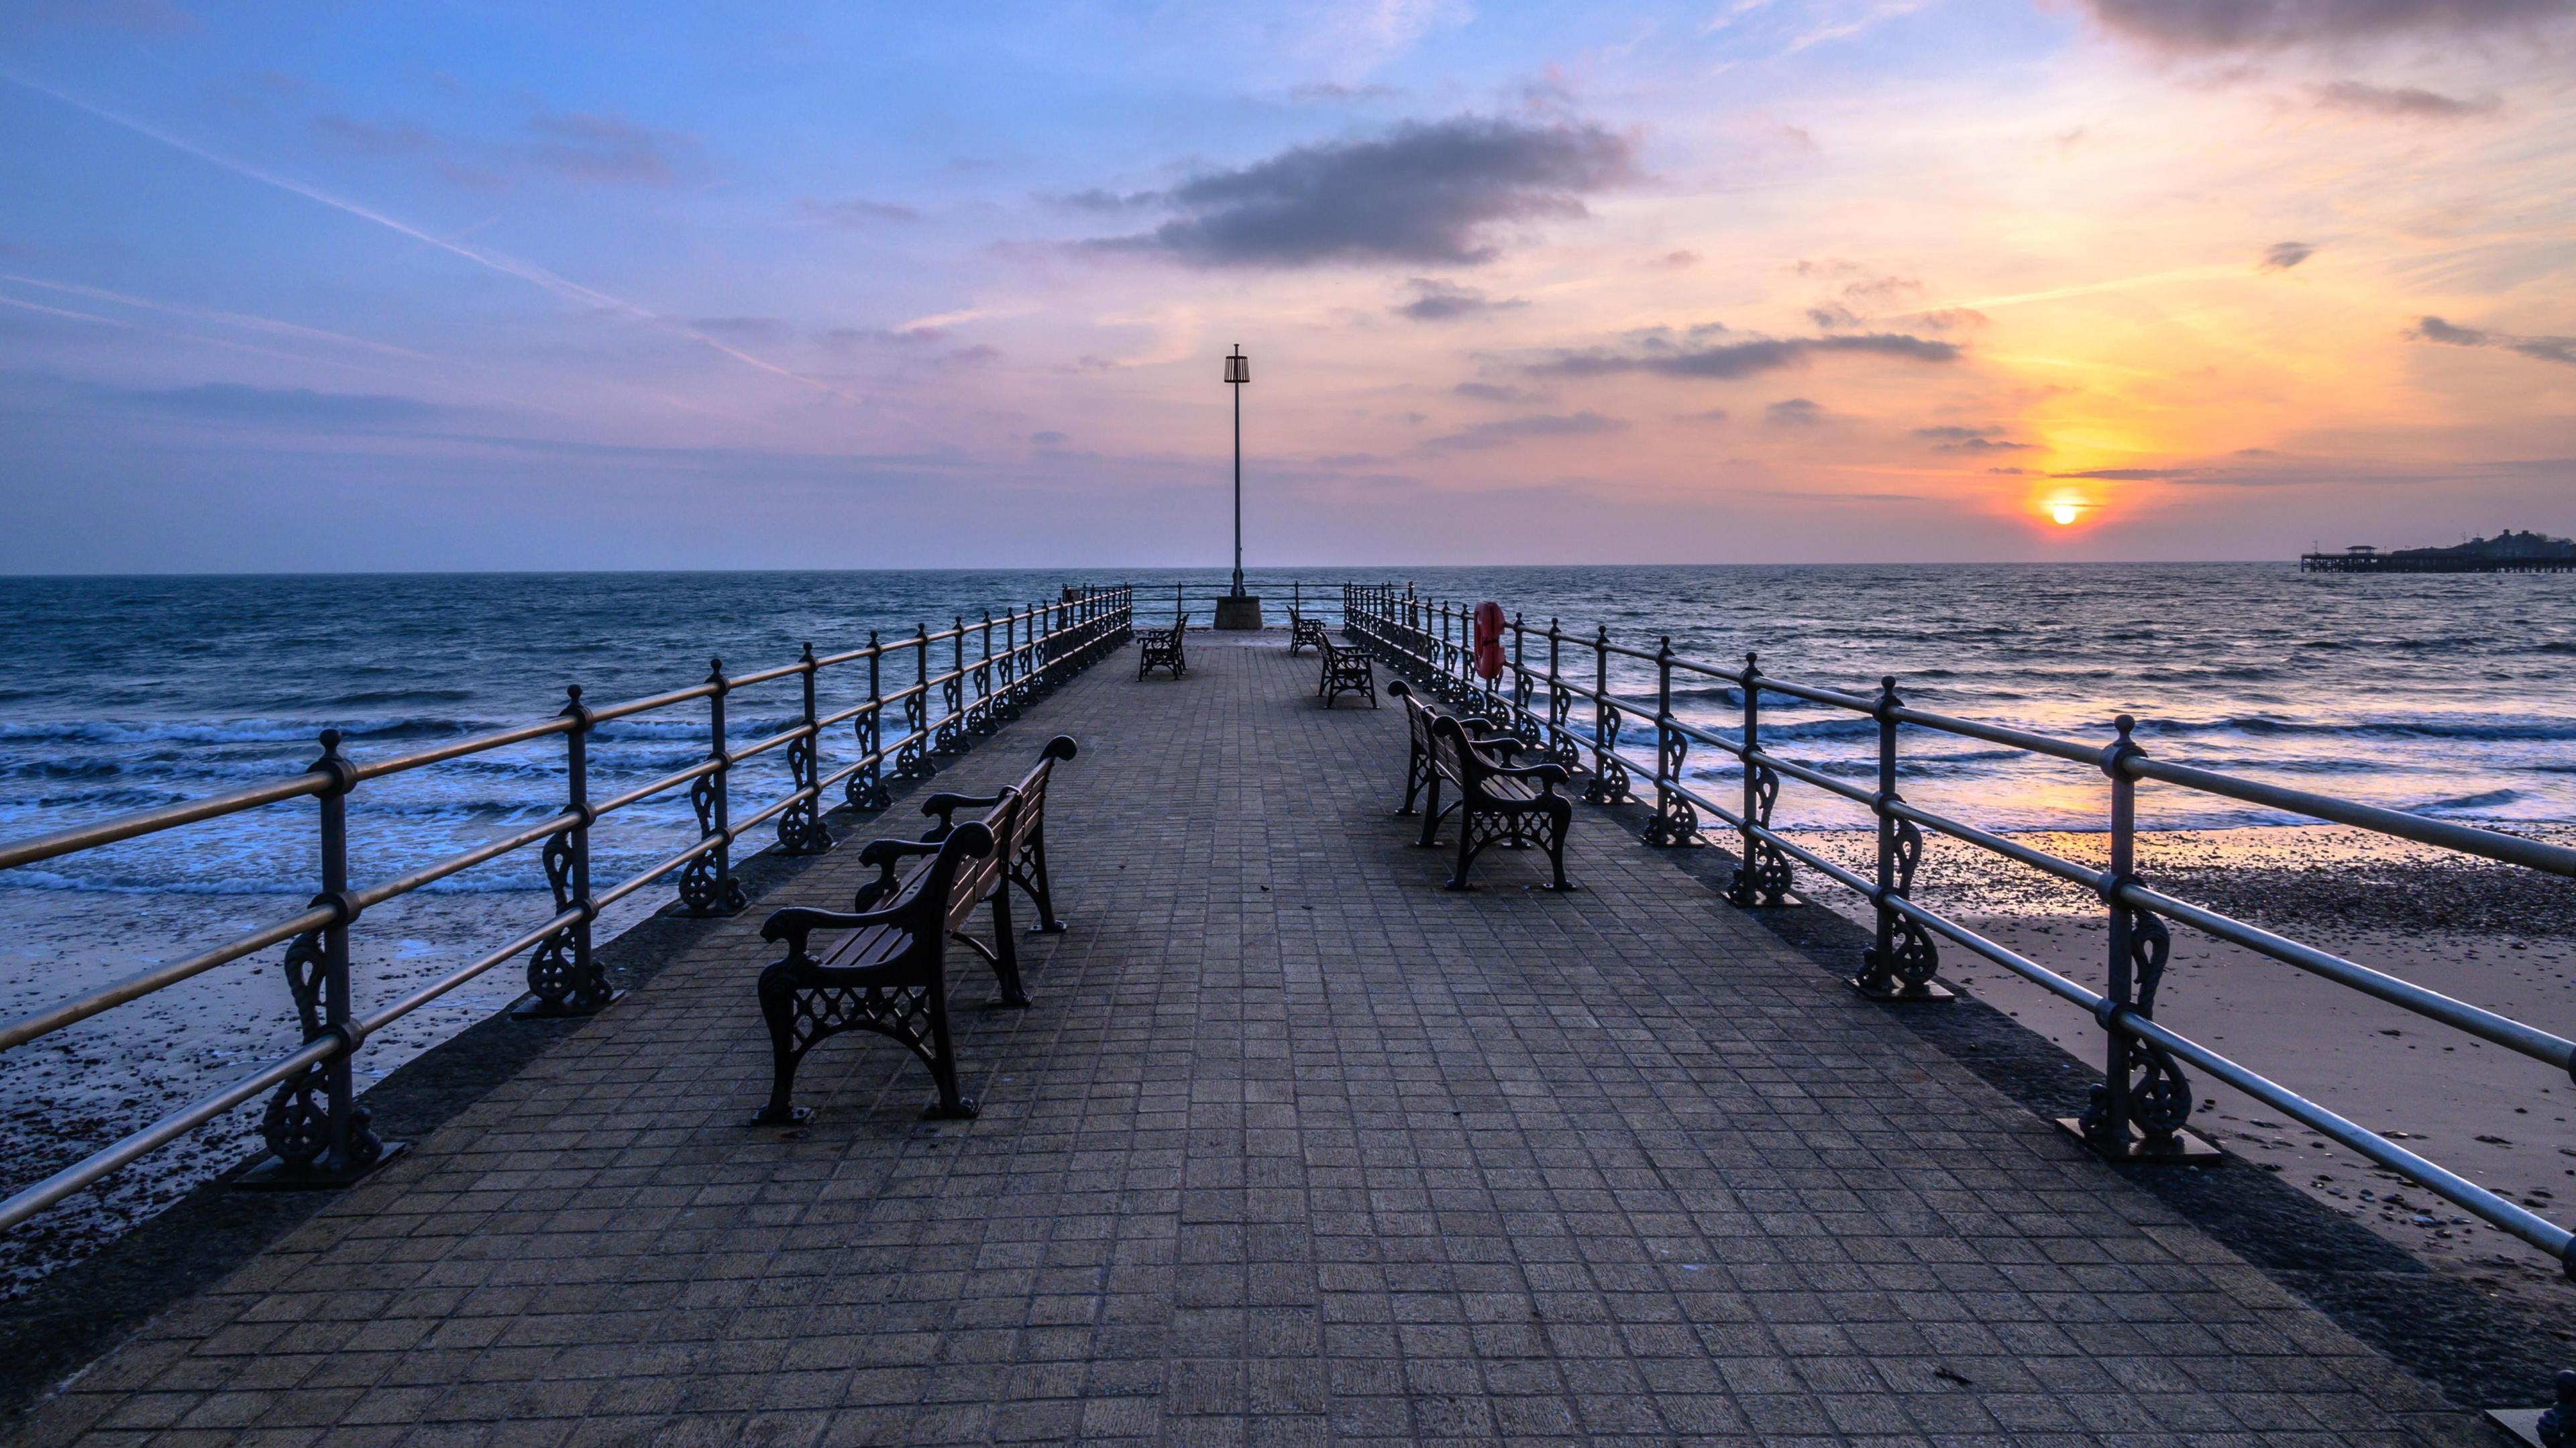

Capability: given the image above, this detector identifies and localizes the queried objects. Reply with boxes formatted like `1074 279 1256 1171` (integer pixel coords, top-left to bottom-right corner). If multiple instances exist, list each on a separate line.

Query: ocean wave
2408 788 2524 816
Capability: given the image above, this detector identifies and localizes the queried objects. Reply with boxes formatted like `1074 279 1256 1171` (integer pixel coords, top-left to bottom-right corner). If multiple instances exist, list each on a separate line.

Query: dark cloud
1807 302 1863 330
1030 430 1068 446
2312 80 2498 116
804 197 922 226
1764 398 1824 427
2408 314 2576 366
1097 116 1635 268
1454 382 1542 403
1676 408 1730 423
1395 278 1526 322
522 110 692 184
121 382 446 428
1913 307 1990 331
1913 425 2032 452
1658 249 1701 268
1419 410 1627 452
2053 466 2208 480
2084 0 2575 51
1534 327 1960 380
2261 241 2316 270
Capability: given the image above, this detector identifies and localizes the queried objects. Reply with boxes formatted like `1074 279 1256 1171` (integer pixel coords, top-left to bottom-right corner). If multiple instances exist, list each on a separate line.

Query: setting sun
2049 503 2080 526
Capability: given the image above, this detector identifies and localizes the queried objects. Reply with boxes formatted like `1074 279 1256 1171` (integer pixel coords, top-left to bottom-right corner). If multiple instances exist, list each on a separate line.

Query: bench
1314 634 1377 709
864 734 1077 938
1138 614 1188 679
751 735 1079 1122
1414 710 1573 891
1287 609 1328 655
1386 679 1517 816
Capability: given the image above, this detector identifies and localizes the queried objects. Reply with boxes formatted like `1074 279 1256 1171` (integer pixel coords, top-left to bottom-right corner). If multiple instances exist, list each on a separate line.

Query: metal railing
1138 576 1347 630
1343 582 2576 1274
0 584 1133 1233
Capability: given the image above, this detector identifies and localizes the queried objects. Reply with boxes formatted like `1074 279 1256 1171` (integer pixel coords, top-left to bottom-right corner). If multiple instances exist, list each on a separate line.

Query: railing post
252 729 392 1183
679 659 746 915
1643 636 1695 846
972 610 996 735
1509 612 1535 740
777 643 833 855
850 630 890 810
1854 677 1945 1000
1727 653 1789 905
1584 626 1628 803
897 626 931 779
521 686 614 1015
1544 620 1574 771
2074 715 2205 1158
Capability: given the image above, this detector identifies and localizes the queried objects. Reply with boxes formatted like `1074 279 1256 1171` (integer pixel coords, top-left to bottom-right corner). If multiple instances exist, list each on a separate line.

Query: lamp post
1215 344 1263 630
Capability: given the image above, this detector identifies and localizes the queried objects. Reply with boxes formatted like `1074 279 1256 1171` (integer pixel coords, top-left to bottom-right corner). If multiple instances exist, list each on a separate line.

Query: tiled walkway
21 638 2479 1447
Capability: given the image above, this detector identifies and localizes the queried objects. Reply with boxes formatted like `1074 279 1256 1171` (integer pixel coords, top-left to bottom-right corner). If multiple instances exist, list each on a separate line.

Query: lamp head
1224 345 1248 385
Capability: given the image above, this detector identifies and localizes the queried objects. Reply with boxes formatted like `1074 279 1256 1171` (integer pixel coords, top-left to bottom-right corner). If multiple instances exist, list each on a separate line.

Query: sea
2 563 2573 1291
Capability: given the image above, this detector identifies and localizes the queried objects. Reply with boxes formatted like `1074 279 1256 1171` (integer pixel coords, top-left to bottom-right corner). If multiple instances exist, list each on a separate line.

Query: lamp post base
1214 596 1264 630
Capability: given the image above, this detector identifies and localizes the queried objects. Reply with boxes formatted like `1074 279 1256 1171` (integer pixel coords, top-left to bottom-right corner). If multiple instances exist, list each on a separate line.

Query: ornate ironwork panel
1727 764 1794 905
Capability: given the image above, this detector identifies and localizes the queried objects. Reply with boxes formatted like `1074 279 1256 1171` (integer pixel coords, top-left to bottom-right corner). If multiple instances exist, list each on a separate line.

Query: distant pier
2302 528 2576 573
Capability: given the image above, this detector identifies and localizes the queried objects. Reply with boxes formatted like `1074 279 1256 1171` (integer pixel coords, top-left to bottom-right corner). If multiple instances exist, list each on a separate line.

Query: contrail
0 72 861 402
2 274 427 357
0 293 140 328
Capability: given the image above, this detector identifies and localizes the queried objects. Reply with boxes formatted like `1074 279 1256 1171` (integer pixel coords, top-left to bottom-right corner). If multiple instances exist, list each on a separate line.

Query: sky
2 0 2573 571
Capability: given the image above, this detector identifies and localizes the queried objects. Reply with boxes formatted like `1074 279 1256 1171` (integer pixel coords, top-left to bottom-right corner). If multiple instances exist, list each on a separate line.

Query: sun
2049 503 2080 526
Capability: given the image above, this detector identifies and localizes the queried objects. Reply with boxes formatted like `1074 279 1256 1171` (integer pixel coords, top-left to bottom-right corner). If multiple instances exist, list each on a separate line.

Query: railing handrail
0 582 1138 1235
1339 581 2576 1273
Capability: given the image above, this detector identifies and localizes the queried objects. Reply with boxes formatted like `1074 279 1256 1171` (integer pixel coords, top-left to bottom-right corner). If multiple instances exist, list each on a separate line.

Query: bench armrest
858 836 942 869
853 835 939 910
920 791 1006 836
761 902 903 953
1485 761 1570 789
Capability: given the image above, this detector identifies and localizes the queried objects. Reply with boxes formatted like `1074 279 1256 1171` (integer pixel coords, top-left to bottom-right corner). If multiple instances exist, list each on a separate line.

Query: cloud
521 110 692 184
2312 80 2498 117
119 382 448 428
1030 430 1068 446
1286 80 1406 105
1534 327 1961 379
1676 408 1730 423
1419 410 1628 451
2053 466 2208 480
1036 188 1157 214
2082 0 2576 51
1913 425 2032 451
1095 115 1635 268
1658 249 1701 268
1394 278 1526 321
803 197 922 226
2261 241 2316 270
1765 397 1824 427
1454 381 1542 402
2408 315 2576 366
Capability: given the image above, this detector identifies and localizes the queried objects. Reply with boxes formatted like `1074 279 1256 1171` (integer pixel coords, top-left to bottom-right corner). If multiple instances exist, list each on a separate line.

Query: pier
6 581 2575 1445
5 623 2531 1447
